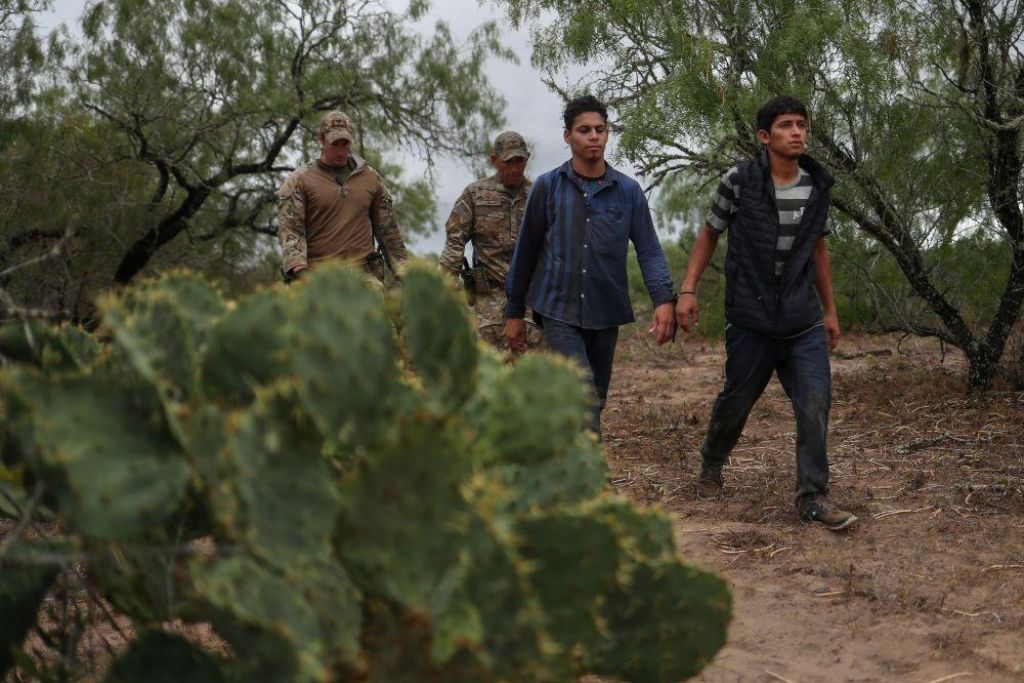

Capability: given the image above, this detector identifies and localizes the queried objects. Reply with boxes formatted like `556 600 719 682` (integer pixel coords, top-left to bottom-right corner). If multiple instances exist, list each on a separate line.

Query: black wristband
678 290 696 296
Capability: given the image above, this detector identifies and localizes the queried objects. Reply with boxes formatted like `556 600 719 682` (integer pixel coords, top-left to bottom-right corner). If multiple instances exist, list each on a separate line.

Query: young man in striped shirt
675 95 857 530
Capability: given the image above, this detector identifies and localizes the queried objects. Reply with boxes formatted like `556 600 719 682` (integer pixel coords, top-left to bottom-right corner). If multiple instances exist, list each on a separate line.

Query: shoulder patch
454 199 472 220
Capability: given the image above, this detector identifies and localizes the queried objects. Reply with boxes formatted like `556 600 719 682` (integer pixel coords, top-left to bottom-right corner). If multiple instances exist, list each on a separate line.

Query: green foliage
0 264 730 681
0 0 51 117
628 238 728 337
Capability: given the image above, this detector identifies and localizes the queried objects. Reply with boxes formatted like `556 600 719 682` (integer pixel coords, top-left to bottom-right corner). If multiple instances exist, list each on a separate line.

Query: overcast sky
40 0 639 255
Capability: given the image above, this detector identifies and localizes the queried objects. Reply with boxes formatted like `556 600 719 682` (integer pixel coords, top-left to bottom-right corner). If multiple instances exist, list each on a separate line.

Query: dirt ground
600 327 1024 683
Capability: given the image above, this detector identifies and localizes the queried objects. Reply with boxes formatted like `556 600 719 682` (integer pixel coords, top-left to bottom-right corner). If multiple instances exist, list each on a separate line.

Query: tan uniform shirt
438 174 531 287
277 155 407 274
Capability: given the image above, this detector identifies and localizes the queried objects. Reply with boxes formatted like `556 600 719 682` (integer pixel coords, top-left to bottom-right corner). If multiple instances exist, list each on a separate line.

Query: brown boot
697 465 723 499
800 496 857 531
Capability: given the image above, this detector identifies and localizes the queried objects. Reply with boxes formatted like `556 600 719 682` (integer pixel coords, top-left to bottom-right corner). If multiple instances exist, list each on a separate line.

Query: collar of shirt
558 160 621 195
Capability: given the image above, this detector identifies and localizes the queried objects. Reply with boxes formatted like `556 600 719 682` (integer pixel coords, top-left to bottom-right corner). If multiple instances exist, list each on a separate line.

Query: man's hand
675 292 699 332
648 302 677 346
823 310 840 352
505 318 528 353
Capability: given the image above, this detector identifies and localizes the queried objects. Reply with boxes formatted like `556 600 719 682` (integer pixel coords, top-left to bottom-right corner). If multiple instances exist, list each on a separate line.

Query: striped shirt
706 166 830 275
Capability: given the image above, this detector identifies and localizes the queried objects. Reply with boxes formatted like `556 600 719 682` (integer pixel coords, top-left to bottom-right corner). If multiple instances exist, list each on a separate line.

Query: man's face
563 112 608 165
492 154 528 187
758 112 807 159
319 136 352 167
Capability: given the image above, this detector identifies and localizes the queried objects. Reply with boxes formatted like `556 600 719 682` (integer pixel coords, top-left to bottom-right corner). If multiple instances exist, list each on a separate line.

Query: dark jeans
701 323 831 502
540 316 619 438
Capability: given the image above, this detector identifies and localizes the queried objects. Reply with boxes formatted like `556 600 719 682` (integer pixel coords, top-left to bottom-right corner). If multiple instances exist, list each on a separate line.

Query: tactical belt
475 275 506 297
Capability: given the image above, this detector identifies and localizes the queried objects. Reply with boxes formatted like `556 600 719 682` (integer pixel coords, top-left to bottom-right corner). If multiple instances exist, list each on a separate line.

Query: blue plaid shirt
505 161 674 329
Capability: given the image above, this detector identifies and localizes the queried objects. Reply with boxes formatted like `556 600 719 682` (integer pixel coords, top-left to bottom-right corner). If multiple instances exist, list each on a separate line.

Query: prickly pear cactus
0 263 730 682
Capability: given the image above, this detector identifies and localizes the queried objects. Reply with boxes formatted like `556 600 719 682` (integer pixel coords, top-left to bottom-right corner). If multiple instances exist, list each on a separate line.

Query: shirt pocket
590 206 629 255
475 201 513 244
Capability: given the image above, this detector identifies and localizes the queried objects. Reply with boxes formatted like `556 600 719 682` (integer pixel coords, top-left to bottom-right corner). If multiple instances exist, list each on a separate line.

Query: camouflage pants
474 293 542 353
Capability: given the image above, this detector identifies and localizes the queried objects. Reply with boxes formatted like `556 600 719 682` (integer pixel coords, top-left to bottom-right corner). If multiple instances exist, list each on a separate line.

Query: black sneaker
800 497 857 531
697 465 723 499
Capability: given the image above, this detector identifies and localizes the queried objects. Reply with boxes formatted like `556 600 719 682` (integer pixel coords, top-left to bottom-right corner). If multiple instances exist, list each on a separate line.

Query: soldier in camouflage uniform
277 111 408 284
439 131 542 350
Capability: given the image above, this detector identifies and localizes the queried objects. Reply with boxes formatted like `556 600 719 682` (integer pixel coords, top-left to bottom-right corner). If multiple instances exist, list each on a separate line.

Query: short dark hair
755 95 808 134
563 95 608 130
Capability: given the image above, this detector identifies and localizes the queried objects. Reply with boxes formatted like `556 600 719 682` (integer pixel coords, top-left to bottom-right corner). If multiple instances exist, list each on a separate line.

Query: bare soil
601 327 1024 682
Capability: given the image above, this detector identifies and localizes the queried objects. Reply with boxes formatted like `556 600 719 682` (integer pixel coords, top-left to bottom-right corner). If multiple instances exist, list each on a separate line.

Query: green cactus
57 324 101 368
191 555 324 682
285 265 404 449
585 560 732 683
0 547 59 678
478 353 591 466
0 266 730 682
399 265 479 410
102 291 200 402
2 368 189 539
199 288 291 406
282 557 363 675
0 321 96 371
481 433 608 517
125 271 226 349
431 510 564 683
218 386 340 564
513 505 625 653
334 413 474 611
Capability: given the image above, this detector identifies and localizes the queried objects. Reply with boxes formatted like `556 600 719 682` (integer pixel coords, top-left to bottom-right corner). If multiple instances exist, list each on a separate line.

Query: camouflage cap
493 131 529 161
318 111 355 144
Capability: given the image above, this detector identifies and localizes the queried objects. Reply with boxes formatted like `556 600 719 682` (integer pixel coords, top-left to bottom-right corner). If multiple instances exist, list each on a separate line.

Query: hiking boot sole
812 514 858 531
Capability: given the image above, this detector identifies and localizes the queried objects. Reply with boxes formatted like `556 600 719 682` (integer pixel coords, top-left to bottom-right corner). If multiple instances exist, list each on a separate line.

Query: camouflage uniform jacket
438 174 532 288
277 154 407 274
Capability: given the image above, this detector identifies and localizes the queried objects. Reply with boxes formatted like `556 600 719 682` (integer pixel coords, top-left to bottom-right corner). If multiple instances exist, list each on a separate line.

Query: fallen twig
872 506 935 520
926 673 973 683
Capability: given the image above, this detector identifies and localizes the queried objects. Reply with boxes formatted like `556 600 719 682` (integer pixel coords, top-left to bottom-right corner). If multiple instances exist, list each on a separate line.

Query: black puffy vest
724 152 834 337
